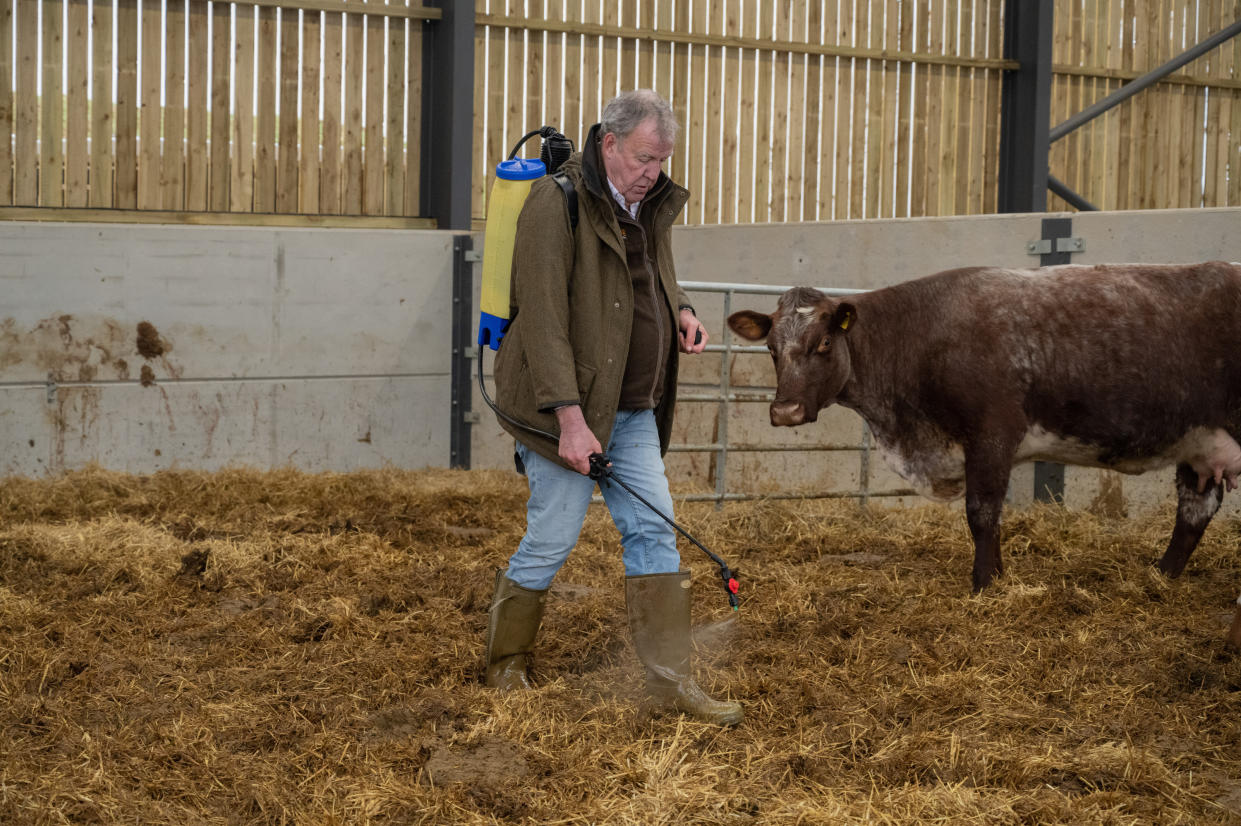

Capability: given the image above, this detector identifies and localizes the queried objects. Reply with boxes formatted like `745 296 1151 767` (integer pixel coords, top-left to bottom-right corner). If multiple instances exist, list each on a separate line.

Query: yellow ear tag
839 315 851 331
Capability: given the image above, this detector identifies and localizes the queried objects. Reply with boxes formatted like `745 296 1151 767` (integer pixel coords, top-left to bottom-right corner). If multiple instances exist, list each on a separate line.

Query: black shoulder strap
552 171 578 231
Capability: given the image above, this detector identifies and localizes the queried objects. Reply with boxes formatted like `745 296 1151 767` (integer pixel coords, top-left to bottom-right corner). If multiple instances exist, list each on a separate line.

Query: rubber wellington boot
625 571 743 726
484 569 547 690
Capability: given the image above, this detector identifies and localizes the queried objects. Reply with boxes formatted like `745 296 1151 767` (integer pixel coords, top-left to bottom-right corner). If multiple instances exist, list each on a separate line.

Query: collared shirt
607 178 640 219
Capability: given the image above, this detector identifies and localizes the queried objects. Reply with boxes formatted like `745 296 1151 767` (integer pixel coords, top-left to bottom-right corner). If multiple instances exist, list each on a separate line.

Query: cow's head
727 287 857 426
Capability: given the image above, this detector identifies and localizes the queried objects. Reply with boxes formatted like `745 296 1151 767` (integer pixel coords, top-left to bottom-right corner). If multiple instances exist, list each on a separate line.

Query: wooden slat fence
0 0 436 219
474 0 1241 225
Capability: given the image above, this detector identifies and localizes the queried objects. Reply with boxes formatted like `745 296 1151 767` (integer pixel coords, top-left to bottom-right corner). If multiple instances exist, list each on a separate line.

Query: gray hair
600 89 679 145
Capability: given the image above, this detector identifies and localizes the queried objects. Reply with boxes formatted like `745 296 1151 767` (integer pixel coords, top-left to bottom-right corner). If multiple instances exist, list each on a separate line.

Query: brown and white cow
728 262 1241 635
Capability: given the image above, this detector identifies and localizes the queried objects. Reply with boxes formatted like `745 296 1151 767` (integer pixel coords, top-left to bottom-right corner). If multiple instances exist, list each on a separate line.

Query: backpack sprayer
476 126 741 611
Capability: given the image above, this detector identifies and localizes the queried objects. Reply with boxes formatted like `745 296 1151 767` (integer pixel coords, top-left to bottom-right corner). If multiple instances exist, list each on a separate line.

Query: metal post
450 235 475 469
715 291 734 510
1032 216 1071 504
997 0 1054 214
421 0 474 230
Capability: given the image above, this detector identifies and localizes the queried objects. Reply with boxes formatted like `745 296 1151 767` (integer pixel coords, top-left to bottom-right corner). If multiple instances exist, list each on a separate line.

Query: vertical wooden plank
481 1 504 217
232 3 255 211
14 0 36 205
1181 0 1202 207
922 0 942 216
867 0 887 218
209 0 231 210
818 0 838 220
185 0 207 210
343 5 364 213
116 0 138 208
302 9 322 214
722 0 743 223
602 0 618 101
385 3 404 215
138 0 162 209
544 1 564 140
637 0 653 90
770 0 789 222
799 1 821 220
834 0 855 219
504 0 524 166
581 0 601 139
255 6 278 211
669 0 691 219
161 0 187 210
1116 0 1135 209
65 0 89 207
953 1 973 214
849 0 868 219
703 0 724 223
982 0 1003 212
42 0 64 206
89 0 114 207
1230 0 1241 206
620 0 636 90
908 0 928 216
1201 0 1222 206
892 0 913 217
753 0 773 223
935 0 958 217
321 8 344 214
564 0 583 144
738 0 758 223
1084 0 1105 209
685 0 707 223
785 1 804 222
408 11 423 217
364 3 384 214
411 10 426 216
64 0 89 205
527 1 545 131
877 0 898 217
0 0 12 205
471 6 485 221
279 7 301 212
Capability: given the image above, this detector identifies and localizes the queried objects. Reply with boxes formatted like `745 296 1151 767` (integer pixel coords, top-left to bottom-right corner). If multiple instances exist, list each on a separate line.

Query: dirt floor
3 466 1241 825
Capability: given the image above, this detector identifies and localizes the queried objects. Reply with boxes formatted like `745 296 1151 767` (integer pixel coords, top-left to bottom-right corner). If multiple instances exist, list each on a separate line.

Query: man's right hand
555 405 602 475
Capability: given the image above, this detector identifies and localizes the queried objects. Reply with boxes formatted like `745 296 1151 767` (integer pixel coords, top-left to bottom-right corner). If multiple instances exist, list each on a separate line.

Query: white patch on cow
875 436 966 502
1016 426 1241 491
1178 486 1221 527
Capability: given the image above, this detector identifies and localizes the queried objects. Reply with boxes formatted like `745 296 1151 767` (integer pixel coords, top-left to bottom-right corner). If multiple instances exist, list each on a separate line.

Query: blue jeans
506 409 681 590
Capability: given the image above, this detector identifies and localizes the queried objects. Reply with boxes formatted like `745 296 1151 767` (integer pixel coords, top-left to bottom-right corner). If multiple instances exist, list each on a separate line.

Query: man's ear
727 310 773 341
830 302 857 334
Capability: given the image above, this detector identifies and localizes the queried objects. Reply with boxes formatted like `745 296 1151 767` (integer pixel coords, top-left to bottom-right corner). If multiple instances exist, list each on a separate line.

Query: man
485 89 743 726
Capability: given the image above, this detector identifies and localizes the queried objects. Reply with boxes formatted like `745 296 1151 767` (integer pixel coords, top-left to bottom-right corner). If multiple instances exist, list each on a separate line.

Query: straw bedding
2 466 1241 824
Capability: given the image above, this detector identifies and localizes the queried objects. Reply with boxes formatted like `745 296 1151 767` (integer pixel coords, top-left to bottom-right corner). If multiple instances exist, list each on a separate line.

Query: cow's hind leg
1157 462 1224 578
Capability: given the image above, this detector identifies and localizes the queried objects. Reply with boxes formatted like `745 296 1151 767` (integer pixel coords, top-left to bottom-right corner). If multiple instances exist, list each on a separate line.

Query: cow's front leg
964 447 1015 592
1157 462 1224 577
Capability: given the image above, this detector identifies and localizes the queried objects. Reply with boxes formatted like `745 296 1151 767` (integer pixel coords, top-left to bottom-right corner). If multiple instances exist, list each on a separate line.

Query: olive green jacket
492 124 692 470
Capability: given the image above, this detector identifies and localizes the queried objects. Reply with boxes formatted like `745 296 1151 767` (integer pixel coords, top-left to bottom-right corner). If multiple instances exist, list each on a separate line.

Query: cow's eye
815 336 831 354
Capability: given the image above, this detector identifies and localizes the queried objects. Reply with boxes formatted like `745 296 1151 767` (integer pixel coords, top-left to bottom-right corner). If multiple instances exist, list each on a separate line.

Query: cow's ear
727 310 773 341
831 303 857 334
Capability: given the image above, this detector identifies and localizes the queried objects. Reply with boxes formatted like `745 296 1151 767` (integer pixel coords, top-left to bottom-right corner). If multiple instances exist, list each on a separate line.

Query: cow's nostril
770 401 805 426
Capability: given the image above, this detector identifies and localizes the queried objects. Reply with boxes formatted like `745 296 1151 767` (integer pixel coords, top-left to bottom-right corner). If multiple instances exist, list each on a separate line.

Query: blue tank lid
495 157 547 181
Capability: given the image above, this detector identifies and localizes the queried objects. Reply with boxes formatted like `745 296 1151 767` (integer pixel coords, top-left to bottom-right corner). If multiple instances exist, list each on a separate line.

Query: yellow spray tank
477 155 546 350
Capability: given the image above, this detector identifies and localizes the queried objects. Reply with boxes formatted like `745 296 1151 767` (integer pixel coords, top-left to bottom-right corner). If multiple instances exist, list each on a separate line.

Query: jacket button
614 302 621 309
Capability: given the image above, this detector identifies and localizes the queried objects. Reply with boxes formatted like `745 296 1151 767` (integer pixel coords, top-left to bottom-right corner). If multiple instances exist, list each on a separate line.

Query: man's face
601 118 673 206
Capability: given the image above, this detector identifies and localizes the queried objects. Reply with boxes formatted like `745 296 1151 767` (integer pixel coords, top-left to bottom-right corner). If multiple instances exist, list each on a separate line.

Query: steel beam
420 0 474 230
997 0 1055 214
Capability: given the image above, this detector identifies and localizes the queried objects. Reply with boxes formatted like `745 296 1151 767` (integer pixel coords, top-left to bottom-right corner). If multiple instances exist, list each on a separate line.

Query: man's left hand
679 309 708 354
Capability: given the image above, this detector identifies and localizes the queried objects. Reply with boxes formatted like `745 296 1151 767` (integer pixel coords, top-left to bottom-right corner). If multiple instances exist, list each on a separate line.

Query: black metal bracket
450 234 476 469
1032 216 1073 504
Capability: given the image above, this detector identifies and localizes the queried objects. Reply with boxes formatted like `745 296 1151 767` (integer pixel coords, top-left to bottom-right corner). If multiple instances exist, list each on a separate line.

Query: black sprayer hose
476 355 741 610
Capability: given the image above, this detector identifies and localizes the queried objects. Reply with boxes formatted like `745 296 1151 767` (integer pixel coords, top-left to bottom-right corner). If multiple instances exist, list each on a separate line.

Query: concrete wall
1 223 460 476
4 207 1239 521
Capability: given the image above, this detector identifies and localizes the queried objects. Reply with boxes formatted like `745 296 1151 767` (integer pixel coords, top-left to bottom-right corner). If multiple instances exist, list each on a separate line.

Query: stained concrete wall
1 223 460 476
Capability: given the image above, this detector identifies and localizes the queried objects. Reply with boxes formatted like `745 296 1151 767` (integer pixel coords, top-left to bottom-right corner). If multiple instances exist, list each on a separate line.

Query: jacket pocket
574 360 597 402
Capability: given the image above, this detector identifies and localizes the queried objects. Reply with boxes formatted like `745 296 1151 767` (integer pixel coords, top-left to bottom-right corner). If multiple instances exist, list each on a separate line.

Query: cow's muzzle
770 401 811 426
